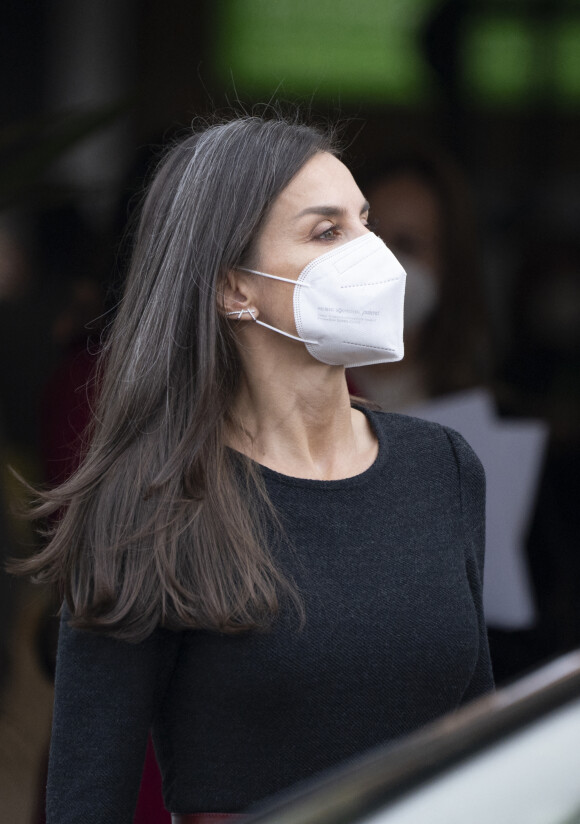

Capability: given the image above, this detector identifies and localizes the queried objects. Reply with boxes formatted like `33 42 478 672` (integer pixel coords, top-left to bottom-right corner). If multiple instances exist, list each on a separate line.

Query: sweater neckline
250 405 388 490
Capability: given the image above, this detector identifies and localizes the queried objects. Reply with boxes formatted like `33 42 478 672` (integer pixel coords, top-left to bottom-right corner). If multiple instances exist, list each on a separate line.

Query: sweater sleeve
46 610 181 824
443 427 495 702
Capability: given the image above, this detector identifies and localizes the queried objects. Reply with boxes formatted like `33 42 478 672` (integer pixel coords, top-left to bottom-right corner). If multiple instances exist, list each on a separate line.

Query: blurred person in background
0 431 14 705
348 138 489 408
0 216 40 703
500 239 580 663
0 216 55 824
0 219 25 703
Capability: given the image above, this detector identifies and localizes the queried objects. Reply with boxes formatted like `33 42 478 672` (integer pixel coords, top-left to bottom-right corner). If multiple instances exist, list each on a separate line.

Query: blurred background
1 1 579 821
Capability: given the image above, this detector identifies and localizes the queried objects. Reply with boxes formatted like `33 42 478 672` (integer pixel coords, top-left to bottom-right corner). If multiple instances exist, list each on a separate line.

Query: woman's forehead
271 152 364 218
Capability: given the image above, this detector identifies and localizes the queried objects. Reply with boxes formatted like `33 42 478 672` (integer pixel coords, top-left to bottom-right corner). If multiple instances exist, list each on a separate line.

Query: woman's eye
317 225 339 241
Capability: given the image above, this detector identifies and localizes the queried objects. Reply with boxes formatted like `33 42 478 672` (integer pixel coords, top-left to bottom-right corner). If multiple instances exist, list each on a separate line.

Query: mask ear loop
225 307 318 346
236 266 311 288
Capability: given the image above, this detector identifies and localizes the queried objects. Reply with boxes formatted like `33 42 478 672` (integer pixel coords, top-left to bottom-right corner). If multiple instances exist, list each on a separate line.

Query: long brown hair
18 114 336 641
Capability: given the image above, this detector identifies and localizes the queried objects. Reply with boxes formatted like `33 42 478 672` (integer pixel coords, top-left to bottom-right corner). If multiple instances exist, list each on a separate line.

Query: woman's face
248 152 371 337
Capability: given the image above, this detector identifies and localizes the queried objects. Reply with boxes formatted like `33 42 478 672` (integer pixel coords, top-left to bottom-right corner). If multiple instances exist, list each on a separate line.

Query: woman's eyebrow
294 200 370 220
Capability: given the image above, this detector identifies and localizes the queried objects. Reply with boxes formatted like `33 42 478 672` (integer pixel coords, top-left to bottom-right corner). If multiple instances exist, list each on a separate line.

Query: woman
22 115 493 823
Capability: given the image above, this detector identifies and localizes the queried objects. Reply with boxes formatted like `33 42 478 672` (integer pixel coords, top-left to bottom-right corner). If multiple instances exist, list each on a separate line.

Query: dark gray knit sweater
46 410 493 822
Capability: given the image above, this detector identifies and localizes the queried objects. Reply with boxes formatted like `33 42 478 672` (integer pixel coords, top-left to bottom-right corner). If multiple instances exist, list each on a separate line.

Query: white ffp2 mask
232 232 406 368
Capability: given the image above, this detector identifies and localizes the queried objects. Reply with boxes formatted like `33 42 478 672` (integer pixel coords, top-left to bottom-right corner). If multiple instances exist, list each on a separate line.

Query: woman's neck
227 354 377 480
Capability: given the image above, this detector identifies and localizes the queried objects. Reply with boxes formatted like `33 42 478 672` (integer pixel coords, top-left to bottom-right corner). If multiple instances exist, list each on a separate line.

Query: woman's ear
219 269 259 320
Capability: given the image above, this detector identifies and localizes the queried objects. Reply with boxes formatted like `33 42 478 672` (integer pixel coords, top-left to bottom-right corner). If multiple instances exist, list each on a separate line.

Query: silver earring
226 308 256 321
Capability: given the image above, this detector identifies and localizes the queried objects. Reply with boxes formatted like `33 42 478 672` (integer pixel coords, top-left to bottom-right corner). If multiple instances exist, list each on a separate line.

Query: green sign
213 0 440 104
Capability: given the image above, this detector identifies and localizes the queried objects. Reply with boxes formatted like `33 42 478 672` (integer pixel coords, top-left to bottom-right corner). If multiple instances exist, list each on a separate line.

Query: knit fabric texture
46 410 493 822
